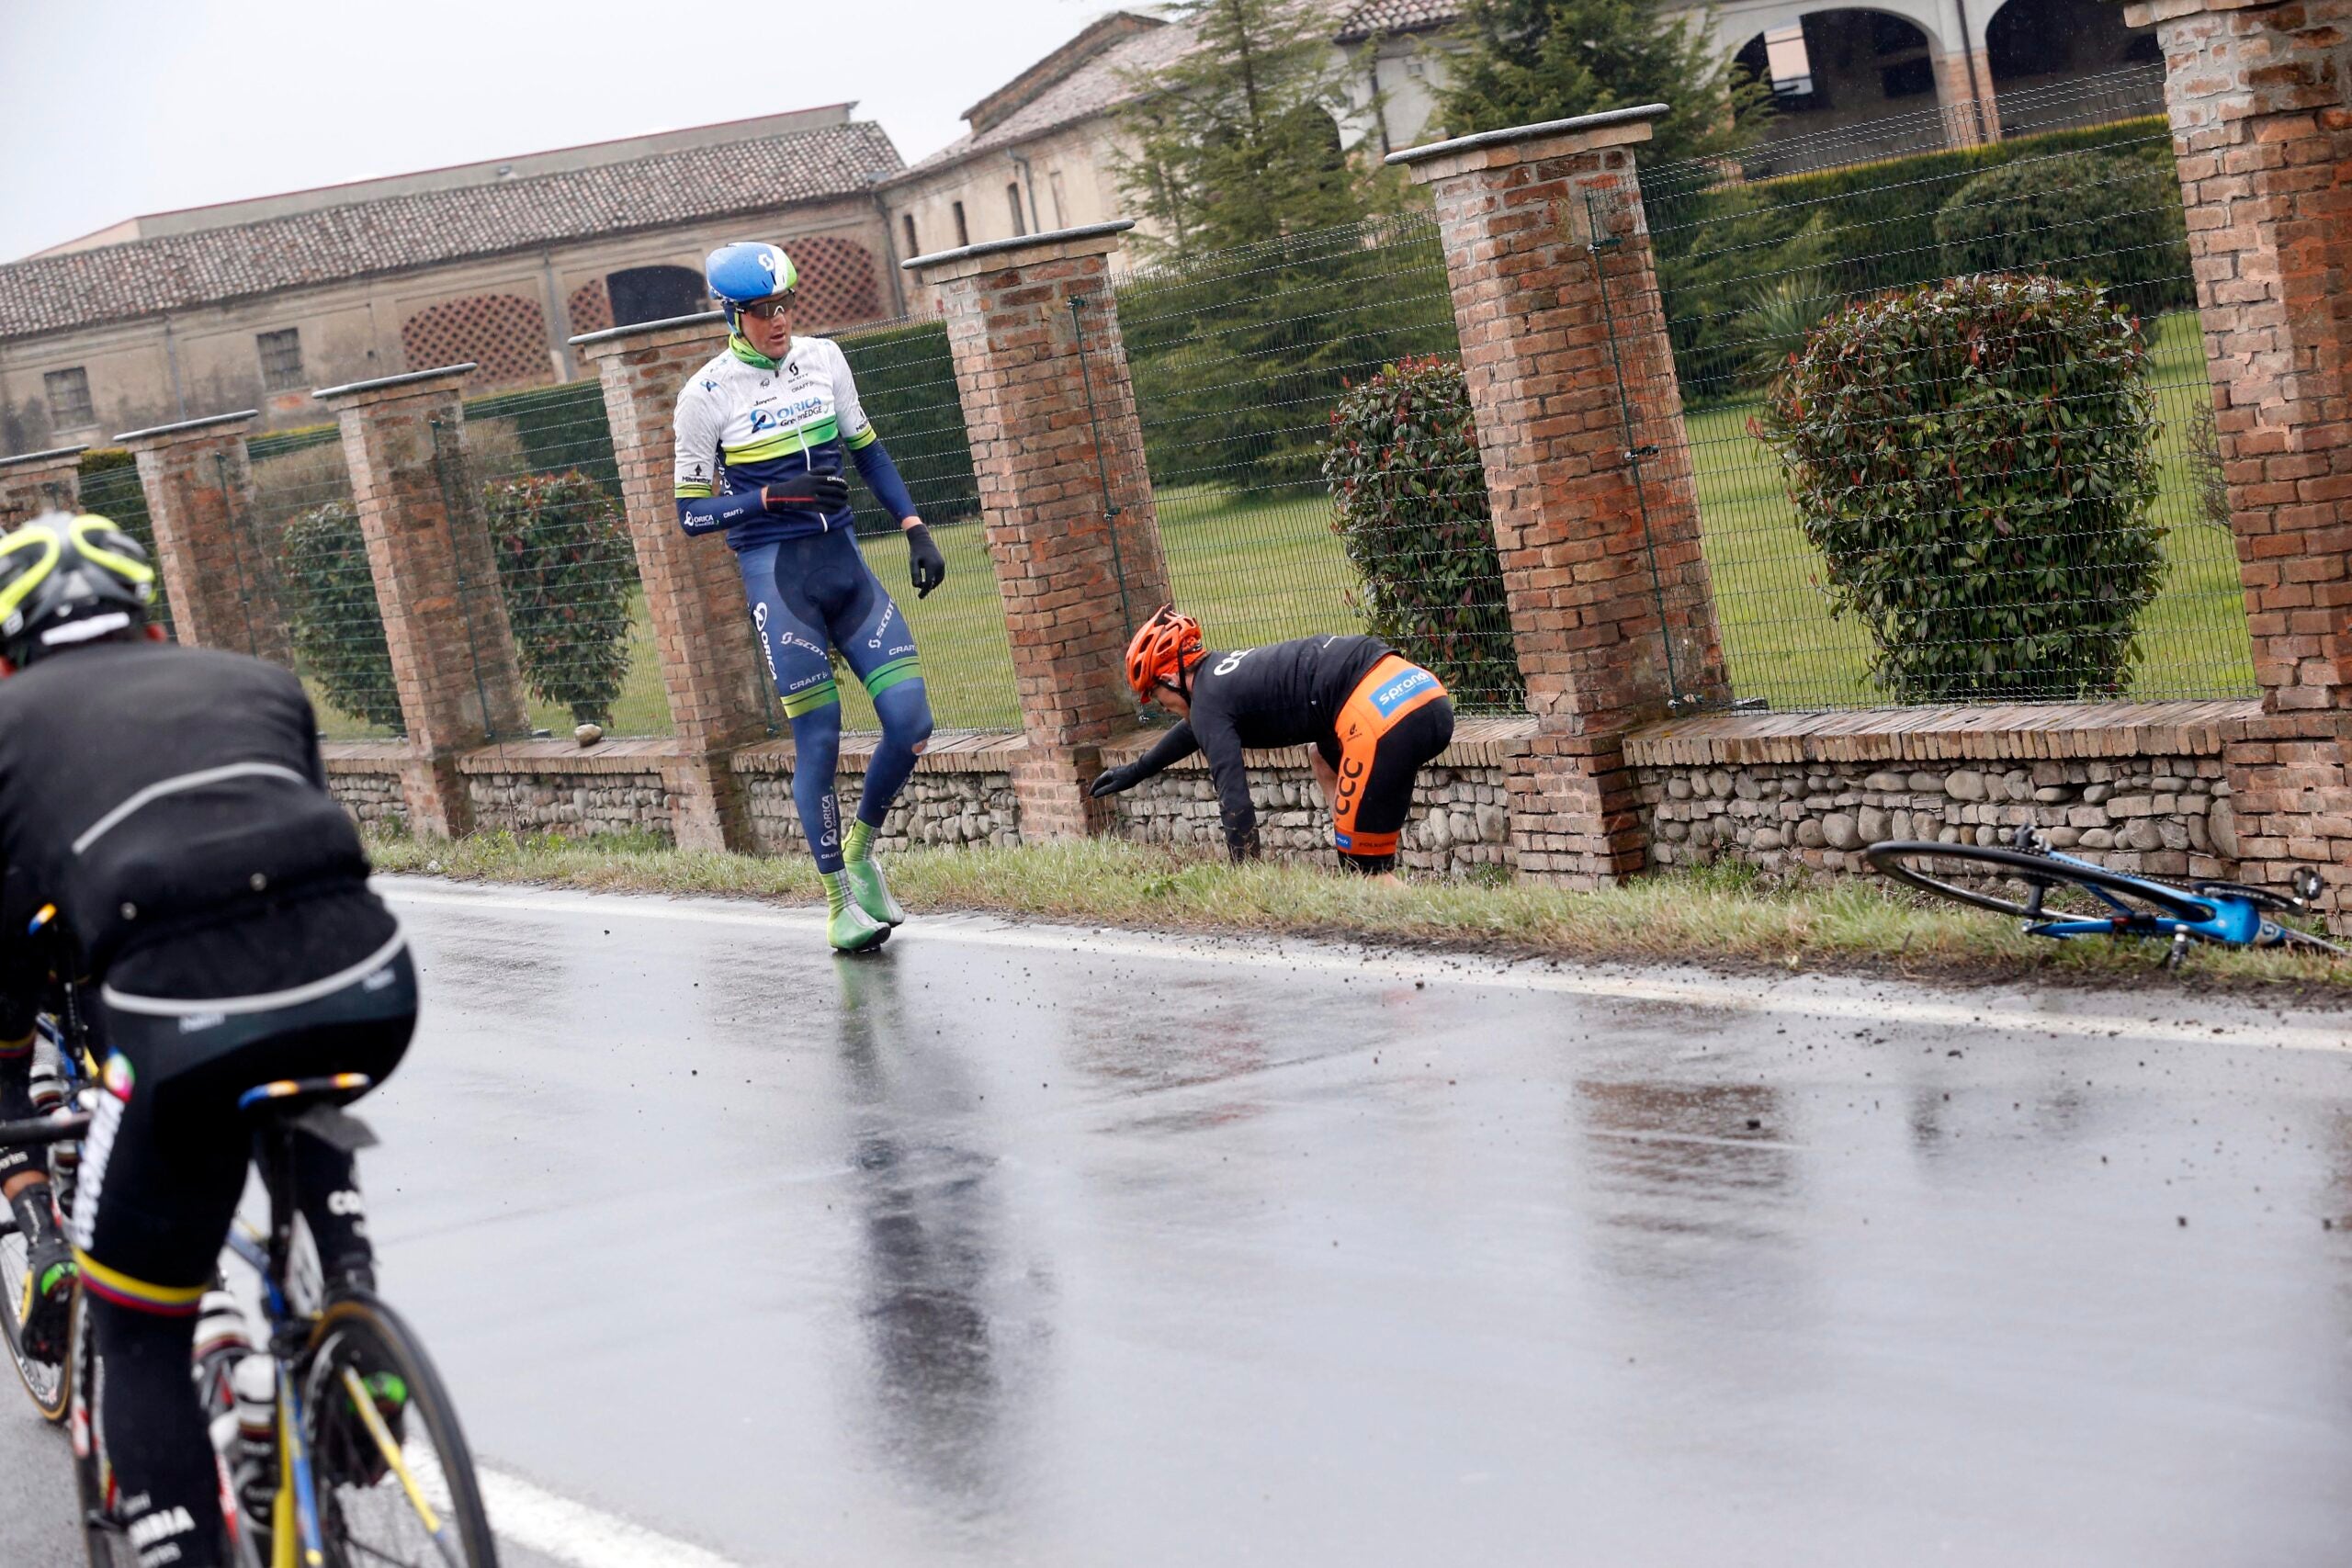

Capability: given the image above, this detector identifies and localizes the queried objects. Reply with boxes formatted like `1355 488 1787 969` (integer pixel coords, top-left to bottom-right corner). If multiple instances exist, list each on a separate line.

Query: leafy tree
1114 0 1427 493
1115 0 1384 259
1435 0 1767 171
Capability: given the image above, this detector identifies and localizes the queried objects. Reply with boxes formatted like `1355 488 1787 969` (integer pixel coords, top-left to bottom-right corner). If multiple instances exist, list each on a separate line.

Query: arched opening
605 265 709 330
1733 9 1951 168
1985 0 2164 126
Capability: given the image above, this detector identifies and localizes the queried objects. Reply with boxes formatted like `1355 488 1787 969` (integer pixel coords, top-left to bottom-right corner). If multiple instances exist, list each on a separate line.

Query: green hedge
1323 356 1523 709
281 500 405 732
1759 273 2165 703
464 384 619 495
835 319 980 535
1662 116 2188 402
482 472 635 725
1936 150 2192 313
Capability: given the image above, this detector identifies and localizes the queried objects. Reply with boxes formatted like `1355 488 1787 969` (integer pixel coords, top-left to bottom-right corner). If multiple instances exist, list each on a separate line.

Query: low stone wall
732 735 1023 859
448 740 680 840
322 747 409 835
1100 718 1528 876
1625 701 2259 880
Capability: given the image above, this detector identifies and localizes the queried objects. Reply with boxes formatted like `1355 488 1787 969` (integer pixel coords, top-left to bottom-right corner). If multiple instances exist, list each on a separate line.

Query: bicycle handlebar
0 1110 91 1149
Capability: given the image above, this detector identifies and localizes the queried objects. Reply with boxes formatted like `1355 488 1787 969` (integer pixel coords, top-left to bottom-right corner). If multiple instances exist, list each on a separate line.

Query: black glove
1089 763 1140 799
1226 826 1262 864
905 523 946 600
761 473 849 513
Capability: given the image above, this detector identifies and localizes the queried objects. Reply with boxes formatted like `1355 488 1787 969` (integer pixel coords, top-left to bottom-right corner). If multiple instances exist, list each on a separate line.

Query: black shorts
1321 656 1456 869
71 915 414 1315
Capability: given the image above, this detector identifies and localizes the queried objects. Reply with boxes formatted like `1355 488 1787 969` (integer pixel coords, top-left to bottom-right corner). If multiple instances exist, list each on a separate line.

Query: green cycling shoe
842 855 906 928
821 870 891 953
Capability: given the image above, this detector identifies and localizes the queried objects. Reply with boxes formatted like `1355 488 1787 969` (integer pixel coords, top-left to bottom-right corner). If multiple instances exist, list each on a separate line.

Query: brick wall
2127 0 2352 925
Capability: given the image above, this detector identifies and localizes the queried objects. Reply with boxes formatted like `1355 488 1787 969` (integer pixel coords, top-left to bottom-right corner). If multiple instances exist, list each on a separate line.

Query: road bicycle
1866 826 2346 965
0 978 498 1566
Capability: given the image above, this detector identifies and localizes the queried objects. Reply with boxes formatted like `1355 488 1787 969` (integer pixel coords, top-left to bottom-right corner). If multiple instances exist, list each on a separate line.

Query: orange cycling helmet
1125 605 1203 700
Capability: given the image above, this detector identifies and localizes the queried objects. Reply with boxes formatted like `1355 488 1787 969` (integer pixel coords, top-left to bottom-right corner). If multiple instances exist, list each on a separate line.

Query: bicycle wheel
1866 840 2218 924
69 1294 140 1567
300 1291 499 1568
0 1189 69 1422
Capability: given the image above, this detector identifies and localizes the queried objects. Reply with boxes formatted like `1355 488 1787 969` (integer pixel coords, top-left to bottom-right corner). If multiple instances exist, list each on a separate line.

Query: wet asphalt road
7 876 2352 1566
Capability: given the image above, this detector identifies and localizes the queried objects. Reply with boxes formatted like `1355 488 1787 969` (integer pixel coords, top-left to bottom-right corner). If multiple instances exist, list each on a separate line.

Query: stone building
0 105 905 449
883 2 1459 310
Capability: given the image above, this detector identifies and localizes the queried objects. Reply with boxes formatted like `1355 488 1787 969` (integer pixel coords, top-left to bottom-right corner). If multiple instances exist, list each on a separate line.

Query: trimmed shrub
482 472 635 726
1322 356 1524 709
280 501 403 732
836 319 981 535
1758 273 2165 704
1936 150 2192 313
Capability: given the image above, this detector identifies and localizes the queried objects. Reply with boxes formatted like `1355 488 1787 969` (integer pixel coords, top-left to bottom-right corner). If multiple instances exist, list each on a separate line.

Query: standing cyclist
0 513 415 1568
1089 608 1455 879
674 242 943 953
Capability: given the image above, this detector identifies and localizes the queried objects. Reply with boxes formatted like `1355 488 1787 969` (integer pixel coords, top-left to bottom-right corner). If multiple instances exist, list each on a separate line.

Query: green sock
820 870 848 916
844 819 876 865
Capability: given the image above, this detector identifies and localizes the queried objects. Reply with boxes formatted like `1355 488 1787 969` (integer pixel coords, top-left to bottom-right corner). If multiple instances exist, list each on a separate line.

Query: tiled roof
888 21 1201 182
1334 0 1462 41
0 121 902 342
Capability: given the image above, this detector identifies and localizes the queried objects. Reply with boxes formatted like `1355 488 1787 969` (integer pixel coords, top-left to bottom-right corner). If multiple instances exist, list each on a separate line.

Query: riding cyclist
0 513 416 1568
674 242 944 953
1090 609 1456 879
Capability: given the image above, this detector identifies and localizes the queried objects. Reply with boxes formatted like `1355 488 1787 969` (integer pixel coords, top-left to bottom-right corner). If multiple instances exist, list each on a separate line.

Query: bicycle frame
2016 846 2267 945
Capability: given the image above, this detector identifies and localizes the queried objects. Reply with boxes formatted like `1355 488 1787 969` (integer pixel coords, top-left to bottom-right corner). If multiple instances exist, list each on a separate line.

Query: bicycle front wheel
1865 840 2218 925
0 1198 69 1423
300 1292 499 1568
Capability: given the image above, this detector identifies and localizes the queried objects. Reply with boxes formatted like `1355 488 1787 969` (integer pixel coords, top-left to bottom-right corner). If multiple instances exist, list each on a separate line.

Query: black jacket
0 642 373 980
1127 634 1392 847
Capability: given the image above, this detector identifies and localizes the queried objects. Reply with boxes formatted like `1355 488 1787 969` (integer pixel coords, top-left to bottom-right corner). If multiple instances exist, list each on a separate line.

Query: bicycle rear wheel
300 1291 499 1568
1865 840 2217 924
69 1294 141 1567
0 1196 69 1422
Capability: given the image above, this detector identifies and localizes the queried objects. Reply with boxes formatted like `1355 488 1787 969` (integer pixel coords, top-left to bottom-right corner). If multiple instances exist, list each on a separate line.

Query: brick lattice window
568 279 614 338
43 367 93 427
786 236 882 332
256 328 306 391
397 293 550 387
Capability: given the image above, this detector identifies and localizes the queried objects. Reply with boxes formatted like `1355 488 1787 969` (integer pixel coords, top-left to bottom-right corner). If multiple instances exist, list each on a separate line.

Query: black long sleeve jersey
0 642 378 990
1126 633 1393 844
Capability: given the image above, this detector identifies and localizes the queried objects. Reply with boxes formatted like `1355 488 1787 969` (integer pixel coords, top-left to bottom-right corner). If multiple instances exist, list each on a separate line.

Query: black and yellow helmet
0 512 154 668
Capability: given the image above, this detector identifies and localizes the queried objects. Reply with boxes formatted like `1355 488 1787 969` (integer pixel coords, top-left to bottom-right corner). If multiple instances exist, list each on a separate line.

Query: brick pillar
1932 51 2000 145
1392 107 1730 886
114 411 289 664
0 446 85 525
315 365 531 837
573 311 771 852
2126 0 2352 923
906 221 1174 839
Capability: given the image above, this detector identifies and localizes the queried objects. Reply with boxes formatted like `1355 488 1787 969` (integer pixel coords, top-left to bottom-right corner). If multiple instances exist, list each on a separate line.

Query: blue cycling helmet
705 243 798 325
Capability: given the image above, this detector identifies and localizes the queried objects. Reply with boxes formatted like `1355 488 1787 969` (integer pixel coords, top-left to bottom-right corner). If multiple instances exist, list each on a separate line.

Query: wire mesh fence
1107 210 1525 712
459 381 669 738
832 315 1021 732
74 453 173 640
1622 71 2252 713
246 427 403 739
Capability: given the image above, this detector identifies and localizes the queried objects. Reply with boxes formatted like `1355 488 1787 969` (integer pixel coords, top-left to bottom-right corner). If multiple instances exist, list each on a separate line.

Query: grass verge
366 831 2352 994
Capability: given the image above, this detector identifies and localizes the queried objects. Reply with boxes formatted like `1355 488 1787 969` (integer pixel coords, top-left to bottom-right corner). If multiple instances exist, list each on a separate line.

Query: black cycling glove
1089 763 1141 799
761 473 849 513
905 523 947 599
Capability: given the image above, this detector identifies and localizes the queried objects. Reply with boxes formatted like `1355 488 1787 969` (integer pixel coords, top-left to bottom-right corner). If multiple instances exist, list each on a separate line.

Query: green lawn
310 313 2259 739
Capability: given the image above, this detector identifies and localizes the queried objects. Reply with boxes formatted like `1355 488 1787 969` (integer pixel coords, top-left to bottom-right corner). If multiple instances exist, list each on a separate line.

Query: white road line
382 879 2352 1055
480 1465 746 1568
